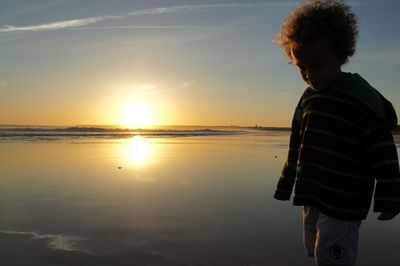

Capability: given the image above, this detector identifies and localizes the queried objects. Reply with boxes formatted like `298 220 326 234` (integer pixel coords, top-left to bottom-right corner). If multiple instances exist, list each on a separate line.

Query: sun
120 103 153 128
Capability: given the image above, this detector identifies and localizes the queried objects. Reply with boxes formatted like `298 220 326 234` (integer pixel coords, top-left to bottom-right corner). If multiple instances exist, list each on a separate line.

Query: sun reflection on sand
125 136 151 165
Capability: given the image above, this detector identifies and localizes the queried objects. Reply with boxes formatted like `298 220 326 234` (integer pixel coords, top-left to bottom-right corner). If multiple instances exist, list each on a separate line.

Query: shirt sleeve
274 99 303 201
361 110 400 213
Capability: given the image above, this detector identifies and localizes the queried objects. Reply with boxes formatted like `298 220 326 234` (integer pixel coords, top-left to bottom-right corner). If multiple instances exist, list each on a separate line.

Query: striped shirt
274 73 400 220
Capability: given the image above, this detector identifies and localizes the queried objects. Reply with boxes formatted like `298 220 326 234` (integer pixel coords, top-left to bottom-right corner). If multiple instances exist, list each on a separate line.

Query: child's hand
377 212 399 221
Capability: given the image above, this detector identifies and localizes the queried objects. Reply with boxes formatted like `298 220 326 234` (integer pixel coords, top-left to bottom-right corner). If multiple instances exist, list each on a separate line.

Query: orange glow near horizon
0 91 292 127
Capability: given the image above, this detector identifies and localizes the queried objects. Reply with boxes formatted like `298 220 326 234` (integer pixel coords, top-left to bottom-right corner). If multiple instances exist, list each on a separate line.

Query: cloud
277 91 293 98
0 17 105 32
179 81 196 88
0 2 295 33
125 3 283 16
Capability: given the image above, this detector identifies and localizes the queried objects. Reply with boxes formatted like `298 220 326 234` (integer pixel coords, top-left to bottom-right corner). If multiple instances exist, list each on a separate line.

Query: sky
0 0 399 127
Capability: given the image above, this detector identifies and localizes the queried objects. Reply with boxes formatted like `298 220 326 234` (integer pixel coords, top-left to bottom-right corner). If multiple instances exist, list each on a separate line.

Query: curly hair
276 0 358 64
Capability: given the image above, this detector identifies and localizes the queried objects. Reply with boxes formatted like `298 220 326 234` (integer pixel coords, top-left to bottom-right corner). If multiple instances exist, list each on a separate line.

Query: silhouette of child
273 1 400 265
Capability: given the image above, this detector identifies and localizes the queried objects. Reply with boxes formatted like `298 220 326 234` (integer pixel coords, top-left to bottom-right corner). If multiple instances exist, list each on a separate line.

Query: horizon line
0 123 291 128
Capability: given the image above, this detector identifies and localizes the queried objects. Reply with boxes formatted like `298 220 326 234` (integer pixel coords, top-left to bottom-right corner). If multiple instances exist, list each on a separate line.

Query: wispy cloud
0 17 105 32
125 3 288 16
179 81 196 89
277 91 292 98
0 2 295 33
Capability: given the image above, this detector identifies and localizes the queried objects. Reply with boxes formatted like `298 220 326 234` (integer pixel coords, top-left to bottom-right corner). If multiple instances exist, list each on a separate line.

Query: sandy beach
0 131 399 265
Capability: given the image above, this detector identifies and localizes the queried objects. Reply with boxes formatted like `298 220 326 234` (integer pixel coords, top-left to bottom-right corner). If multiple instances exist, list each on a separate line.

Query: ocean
0 126 399 265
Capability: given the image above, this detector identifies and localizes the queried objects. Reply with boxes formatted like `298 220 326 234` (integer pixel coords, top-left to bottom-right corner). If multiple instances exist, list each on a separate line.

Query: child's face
290 40 343 92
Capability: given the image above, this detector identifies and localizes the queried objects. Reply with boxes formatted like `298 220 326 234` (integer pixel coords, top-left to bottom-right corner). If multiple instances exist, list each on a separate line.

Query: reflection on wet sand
0 133 399 265
124 136 151 165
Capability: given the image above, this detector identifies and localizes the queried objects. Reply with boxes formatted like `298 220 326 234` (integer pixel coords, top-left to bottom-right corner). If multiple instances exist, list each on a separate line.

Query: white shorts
302 205 361 266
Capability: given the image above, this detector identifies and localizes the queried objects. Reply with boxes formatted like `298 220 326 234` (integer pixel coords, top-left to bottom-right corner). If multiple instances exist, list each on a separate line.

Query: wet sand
0 132 399 265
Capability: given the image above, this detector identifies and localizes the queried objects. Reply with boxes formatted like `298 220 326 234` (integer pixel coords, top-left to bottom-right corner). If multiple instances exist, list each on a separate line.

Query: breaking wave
0 126 245 141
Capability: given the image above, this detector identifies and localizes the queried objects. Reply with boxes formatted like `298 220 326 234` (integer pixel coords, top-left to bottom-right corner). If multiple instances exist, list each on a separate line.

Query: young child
273 0 400 265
